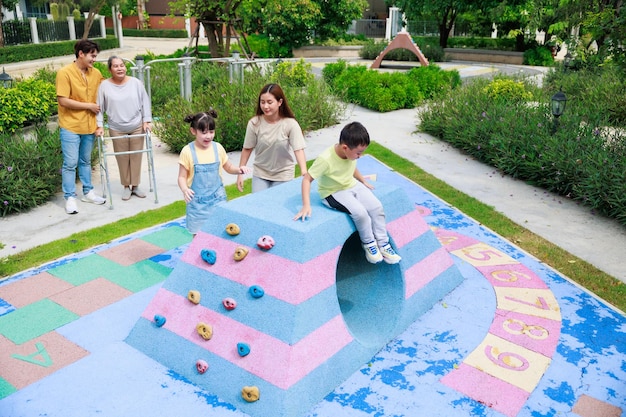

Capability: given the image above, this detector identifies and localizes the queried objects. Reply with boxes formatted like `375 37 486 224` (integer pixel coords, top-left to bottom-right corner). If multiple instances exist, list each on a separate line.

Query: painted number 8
503 318 549 340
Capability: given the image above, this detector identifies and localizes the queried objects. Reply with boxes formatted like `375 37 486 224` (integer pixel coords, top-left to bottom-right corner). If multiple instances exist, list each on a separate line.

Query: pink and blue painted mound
126 178 464 417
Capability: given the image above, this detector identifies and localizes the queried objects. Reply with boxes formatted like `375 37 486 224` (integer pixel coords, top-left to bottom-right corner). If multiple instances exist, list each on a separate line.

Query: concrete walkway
1 37 625 285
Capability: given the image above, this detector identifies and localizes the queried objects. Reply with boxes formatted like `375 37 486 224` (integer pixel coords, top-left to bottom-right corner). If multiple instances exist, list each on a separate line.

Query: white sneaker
131 186 146 198
81 190 106 205
362 241 383 264
65 197 78 214
380 243 402 264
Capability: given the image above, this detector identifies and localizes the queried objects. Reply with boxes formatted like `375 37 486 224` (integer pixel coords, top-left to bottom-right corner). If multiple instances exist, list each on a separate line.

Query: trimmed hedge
0 36 119 65
322 61 461 112
105 28 188 38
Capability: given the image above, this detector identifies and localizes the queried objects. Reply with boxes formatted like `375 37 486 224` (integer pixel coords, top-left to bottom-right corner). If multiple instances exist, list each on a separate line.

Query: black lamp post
0 67 13 89
550 90 567 134
563 51 573 71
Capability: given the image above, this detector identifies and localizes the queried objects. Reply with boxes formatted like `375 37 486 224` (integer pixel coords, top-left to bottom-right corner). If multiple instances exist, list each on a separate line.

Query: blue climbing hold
237 343 251 357
154 315 166 327
201 249 217 265
249 285 264 298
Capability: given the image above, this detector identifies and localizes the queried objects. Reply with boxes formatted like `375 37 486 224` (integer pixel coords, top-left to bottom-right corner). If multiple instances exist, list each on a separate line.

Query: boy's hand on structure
294 206 311 222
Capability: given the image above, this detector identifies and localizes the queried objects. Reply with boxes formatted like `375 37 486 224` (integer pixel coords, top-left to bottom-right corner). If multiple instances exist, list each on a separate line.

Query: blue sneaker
380 243 401 264
362 241 383 264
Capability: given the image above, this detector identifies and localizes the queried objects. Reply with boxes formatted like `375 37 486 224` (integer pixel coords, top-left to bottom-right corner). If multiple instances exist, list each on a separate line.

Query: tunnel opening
335 232 404 348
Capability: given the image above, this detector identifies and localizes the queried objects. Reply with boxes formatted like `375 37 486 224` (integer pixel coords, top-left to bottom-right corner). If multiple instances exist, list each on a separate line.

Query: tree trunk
438 6 457 49
0 3 5 48
137 0 147 29
82 0 107 39
204 22 220 57
83 12 96 39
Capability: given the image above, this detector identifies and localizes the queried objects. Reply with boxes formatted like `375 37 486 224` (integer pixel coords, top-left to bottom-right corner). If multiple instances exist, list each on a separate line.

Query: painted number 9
484 345 529 371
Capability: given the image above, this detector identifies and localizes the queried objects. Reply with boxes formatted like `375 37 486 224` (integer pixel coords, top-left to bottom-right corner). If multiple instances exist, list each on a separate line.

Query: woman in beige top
237 83 307 193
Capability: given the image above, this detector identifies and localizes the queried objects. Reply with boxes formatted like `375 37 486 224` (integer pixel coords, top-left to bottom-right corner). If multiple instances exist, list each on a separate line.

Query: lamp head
551 91 567 118
0 67 13 88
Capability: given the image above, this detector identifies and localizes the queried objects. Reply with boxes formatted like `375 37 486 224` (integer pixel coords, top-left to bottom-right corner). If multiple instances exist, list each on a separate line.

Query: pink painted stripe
441 363 530 417
181 233 341 305
404 247 454 299
142 288 353 390
387 209 430 248
477 264 548 290
491 309 560 357
433 228 477 251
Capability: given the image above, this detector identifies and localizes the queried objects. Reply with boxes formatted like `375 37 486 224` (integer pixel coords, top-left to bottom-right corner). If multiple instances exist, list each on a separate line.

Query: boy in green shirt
295 122 401 264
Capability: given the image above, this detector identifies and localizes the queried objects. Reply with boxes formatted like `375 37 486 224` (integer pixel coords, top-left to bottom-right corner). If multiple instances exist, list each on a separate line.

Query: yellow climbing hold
233 246 249 261
225 223 240 236
196 322 213 340
188 290 201 304
241 386 260 402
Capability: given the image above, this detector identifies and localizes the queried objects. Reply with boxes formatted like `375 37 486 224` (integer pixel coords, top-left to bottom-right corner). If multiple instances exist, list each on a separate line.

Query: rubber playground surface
0 156 624 417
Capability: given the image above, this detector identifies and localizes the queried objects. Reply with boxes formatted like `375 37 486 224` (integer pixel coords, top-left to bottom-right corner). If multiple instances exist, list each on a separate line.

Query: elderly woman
96 55 152 200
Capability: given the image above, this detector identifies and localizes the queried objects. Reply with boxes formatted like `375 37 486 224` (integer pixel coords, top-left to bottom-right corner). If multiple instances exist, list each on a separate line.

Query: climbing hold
237 342 251 357
154 315 166 327
196 359 209 374
188 290 201 304
225 223 240 236
234 246 249 261
223 298 237 310
196 322 213 340
201 249 217 265
241 386 260 402
256 235 275 250
249 285 264 298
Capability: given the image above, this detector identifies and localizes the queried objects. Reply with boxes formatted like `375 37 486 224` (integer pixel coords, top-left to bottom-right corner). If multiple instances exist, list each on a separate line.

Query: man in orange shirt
56 39 106 214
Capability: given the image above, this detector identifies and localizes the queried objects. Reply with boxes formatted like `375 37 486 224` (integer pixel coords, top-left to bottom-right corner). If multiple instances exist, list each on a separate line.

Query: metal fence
352 19 386 38
406 21 440 37
1 18 102 46
36 20 70 43
75 20 101 39
1 20 32 45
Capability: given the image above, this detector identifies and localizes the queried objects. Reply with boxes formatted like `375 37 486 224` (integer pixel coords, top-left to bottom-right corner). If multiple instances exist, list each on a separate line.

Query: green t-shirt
308 144 357 199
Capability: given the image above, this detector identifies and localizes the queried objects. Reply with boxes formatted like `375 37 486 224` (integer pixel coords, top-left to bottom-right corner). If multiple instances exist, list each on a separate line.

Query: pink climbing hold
196 359 209 374
257 235 275 250
223 298 237 310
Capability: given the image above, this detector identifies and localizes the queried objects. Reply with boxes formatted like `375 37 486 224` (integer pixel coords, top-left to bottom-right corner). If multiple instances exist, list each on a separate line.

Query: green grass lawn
1 143 624 312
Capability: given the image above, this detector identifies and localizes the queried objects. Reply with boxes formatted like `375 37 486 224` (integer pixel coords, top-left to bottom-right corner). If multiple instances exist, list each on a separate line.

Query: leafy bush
544 63 626 125
272 59 315 87
0 128 63 216
523 46 555 66
0 79 57 133
322 61 460 112
156 63 343 154
482 78 533 102
418 75 626 225
245 34 273 58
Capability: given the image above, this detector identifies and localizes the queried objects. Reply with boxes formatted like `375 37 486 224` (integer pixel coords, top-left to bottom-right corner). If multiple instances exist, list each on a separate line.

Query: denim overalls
185 142 227 234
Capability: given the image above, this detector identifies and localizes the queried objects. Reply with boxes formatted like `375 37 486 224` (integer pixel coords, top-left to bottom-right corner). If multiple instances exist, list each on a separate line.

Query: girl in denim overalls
177 111 250 235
